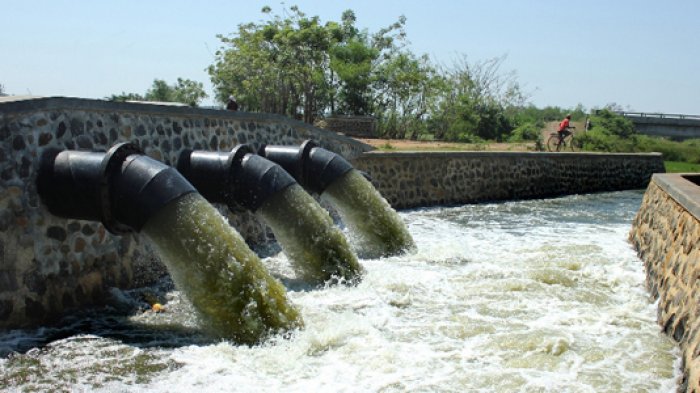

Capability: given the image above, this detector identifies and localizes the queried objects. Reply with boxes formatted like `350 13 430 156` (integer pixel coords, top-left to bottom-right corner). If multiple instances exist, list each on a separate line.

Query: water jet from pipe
37 143 303 343
177 146 363 284
259 140 415 258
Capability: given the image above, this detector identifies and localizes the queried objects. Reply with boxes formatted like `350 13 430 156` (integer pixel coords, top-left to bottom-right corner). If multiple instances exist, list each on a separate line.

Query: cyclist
557 114 575 141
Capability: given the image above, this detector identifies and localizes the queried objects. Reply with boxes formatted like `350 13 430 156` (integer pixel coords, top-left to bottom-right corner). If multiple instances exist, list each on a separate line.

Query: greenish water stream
142 193 303 344
257 184 363 284
322 170 416 258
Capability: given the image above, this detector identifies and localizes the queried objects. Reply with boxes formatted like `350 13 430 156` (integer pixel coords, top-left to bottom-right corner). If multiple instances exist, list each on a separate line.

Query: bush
588 109 636 138
632 136 700 163
508 121 542 142
579 129 700 164
578 125 640 152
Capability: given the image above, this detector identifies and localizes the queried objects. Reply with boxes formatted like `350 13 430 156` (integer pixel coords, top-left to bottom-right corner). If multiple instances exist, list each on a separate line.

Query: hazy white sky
2 0 698 113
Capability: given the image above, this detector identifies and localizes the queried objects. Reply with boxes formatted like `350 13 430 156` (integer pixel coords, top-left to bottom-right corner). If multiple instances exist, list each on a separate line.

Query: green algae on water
257 184 364 284
142 193 303 344
322 170 416 258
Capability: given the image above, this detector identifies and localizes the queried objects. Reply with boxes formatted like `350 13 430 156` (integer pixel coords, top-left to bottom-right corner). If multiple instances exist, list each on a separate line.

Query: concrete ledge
651 173 700 220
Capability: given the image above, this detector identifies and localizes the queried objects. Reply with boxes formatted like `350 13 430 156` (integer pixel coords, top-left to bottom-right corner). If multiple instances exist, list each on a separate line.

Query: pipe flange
228 144 255 167
99 142 143 234
227 144 255 209
227 144 255 181
298 139 318 186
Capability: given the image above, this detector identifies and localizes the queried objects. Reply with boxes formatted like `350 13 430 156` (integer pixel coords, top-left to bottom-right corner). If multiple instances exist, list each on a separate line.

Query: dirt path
356 138 537 152
355 120 586 152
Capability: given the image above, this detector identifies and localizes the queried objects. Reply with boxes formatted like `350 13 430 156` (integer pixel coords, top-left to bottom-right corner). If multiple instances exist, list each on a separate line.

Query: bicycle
546 127 577 152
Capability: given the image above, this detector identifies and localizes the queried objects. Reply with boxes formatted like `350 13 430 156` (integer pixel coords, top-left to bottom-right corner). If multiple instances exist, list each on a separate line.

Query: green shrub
579 129 700 164
632 136 700 163
578 128 633 152
508 121 541 142
588 109 636 138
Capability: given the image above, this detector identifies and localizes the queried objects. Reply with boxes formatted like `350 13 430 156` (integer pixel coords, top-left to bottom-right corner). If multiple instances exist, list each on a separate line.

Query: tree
329 37 378 115
209 6 410 123
428 55 526 141
0 83 6 96
108 78 207 107
374 51 438 139
172 78 208 106
145 78 208 106
209 6 337 122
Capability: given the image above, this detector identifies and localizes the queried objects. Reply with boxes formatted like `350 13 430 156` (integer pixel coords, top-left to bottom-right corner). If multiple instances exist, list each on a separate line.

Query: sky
2 0 699 114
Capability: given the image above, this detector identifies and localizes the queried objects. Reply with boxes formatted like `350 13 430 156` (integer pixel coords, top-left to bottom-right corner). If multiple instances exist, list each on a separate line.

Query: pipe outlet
37 142 197 234
258 140 354 194
176 145 297 212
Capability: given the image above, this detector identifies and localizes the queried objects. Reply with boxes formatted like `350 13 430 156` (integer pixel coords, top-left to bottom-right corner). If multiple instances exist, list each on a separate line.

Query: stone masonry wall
630 174 700 392
352 151 664 209
0 97 371 329
319 115 376 138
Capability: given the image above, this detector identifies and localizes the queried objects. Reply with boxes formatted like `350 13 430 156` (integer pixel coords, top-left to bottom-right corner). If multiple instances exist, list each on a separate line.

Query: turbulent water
257 184 363 284
0 191 679 392
141 193 302 343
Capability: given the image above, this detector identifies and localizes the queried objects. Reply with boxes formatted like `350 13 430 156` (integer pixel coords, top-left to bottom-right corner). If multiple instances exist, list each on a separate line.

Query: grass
664 161 700 173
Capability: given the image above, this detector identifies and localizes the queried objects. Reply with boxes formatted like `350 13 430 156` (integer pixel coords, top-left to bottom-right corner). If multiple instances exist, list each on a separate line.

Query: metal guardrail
614 111 700 120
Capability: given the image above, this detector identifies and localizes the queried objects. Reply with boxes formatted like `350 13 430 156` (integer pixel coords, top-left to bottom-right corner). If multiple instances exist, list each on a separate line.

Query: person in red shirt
558 114 574 140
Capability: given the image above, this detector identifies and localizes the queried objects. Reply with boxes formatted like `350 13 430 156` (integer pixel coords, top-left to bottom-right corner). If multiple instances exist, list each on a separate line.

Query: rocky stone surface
630 174 700 392
0 97 370 329
318 115 376 138
353 151 664 209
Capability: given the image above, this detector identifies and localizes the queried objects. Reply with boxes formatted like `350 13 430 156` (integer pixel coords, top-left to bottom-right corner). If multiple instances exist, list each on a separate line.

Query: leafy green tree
108 78 207 107
209 6 411 124
374 51 438 139
210 6 337 122
144 78 207 106
330 37 378 115
144 79 174 102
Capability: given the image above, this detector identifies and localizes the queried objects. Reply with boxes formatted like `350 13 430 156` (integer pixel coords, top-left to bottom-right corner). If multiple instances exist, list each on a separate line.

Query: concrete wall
0 96 371 328
630 174 700 392
624 115 700 140
352 151 664 209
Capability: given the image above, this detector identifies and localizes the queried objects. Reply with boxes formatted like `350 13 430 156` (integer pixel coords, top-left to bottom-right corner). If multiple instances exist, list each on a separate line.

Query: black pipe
37 142 197 234
258 140 354 194
176 145 297 212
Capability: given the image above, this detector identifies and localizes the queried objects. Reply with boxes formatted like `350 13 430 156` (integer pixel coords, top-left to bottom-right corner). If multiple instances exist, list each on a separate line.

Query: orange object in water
151 303 165 313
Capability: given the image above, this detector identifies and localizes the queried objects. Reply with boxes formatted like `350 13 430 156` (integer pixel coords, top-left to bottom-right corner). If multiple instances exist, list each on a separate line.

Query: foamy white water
0 191 679 392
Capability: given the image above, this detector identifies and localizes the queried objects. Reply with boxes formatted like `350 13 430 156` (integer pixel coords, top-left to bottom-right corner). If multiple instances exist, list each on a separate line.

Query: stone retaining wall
319 115 376 138
0 97 371 328
630 174 700 392
352 151 664 209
